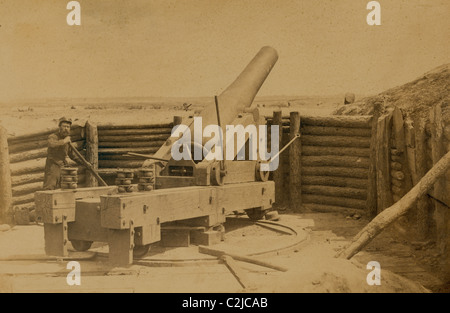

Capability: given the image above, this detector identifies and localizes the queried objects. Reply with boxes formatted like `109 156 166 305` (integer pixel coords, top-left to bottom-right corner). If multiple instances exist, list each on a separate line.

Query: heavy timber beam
100 181 274 265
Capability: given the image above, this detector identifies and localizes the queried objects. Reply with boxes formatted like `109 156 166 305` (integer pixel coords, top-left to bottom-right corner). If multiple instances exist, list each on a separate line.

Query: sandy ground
0 96 342 137
0 213 432 293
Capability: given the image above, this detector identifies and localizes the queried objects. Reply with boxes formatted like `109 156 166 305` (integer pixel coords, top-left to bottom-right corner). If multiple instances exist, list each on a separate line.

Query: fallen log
301 126 372 137
302 166 368 179
338 150 450 259
302 185 367 200
302 135 371 148
301 175 368 189
302 155 369 168
302 194 367 210
302 146 370 157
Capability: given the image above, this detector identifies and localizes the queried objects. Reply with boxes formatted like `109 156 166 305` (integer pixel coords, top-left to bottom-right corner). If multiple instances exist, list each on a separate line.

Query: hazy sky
0 0 448 101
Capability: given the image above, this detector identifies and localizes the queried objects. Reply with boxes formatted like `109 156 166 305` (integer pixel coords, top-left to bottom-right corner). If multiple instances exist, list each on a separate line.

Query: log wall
266 113 373 214
3 125 87 223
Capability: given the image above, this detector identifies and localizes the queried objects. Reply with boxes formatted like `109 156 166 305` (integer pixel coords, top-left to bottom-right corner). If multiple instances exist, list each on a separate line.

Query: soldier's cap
58 117 72 126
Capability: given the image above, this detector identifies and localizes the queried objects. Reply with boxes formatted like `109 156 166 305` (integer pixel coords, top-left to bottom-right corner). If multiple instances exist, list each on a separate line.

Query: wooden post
429 103 449 275
272 111 284 207
376 112 393 213
85 121 99 187
392 107 413 191
173 116 183 127
289 112 301 211
413 116 431 239
0 125 13 224
367 101 384 218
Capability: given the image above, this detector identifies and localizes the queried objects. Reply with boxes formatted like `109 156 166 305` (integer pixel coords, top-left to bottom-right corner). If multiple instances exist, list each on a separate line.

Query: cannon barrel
152 46 278 161
198 46 279 135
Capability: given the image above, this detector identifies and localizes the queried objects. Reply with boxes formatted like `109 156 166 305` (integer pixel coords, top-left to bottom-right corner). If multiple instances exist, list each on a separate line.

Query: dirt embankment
335 63 450 122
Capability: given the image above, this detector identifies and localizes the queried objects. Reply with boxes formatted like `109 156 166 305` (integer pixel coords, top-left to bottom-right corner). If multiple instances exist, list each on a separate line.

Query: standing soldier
43 117 78 190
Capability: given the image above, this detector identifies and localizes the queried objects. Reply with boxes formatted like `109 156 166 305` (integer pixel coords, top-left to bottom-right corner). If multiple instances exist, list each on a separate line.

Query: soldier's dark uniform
43 118 76 190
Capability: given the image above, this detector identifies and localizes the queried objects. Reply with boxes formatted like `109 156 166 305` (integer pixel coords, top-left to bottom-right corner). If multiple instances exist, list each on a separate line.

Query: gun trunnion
35 46 279 266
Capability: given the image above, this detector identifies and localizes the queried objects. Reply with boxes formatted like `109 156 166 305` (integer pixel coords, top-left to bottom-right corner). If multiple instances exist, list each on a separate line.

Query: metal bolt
64 226 67 231
54 200 57 206
130 219 134 226
131 230 135 236
156 217 160 225
209 196 212 204
222 207 225 214
143 205 148 214
262 188 265 195
122 220 126 226
63 215 67 220
63 239 67 245
122 203 126 210
130 243 135 250
55 216 59 222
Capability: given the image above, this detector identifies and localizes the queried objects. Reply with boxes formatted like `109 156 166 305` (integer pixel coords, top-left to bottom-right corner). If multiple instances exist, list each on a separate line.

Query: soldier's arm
47 134 66 147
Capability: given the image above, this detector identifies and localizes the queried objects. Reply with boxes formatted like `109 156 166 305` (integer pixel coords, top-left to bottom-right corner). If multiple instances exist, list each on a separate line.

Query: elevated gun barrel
152 46 278 161
200 46 279 133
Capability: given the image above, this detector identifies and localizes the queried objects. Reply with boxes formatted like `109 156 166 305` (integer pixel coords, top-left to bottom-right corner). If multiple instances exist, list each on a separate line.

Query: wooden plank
301 175 368 189
367 101 384 218
302 155 369 168
302 146 370 157
376 113 393 213
155 176 196 189
221 255 249 289
289 112 301 211
302 166 368 179
302 185 367 200
199 246 288 272
0 125 13 223
301 126 372 137
301 135 371 148
272 111 285 206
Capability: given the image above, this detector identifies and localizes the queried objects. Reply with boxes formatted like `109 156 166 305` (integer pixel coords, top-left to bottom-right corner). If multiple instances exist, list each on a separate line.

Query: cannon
35 46 279 266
